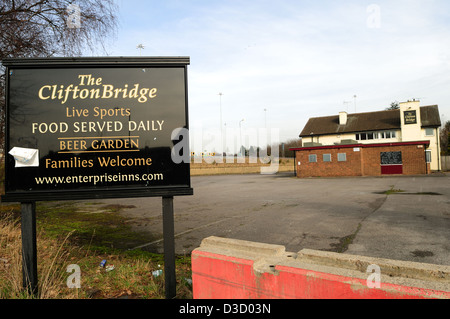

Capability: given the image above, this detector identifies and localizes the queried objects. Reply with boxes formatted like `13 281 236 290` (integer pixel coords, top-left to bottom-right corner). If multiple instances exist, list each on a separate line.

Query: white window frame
425 128 434 136
425 150 432 163
337 153 347 162
356 130 397 140
309 154 317 163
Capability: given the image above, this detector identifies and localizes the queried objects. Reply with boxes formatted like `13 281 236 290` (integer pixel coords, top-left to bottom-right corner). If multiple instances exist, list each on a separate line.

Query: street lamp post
264 108 267 130
218 92 224 154
136 44 145 56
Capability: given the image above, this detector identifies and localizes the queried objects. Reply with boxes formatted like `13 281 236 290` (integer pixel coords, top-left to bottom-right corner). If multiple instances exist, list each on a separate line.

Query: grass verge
0 202 193 299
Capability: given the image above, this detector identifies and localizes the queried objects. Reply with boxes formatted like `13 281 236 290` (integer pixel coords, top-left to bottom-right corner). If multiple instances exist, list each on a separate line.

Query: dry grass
0 208 86 298
0 209 24 298
0 206 192 299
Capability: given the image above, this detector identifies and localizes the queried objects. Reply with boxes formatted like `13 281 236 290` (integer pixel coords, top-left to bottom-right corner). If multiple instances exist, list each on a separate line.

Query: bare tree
0 0 118 59
0 0 118 156
440 120 450 155
264 138 303 158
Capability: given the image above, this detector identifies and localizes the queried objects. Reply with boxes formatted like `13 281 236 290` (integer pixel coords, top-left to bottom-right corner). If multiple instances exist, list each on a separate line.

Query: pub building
290 100 441 178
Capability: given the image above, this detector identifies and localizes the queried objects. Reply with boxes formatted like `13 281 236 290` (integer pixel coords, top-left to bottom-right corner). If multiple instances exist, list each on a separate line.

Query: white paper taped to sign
9 147 39 167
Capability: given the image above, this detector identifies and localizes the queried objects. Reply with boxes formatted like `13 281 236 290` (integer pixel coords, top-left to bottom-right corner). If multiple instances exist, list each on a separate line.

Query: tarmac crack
332 195 388 253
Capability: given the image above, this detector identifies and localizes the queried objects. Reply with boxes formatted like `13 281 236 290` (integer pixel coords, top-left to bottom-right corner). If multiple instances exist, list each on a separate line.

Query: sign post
162 196 176 299
21 202 38 296
2 57 193 298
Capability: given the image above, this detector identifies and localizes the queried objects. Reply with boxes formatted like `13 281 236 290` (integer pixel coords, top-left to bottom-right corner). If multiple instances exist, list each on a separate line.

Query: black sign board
403 110 417 125
2 57 193 202
380 151 402 165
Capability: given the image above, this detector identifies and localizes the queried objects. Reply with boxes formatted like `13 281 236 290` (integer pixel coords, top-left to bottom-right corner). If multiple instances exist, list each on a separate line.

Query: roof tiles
300 105 440 137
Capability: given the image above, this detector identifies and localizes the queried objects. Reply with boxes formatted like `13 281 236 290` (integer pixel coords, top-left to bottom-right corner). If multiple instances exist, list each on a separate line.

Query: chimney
339 111 347 125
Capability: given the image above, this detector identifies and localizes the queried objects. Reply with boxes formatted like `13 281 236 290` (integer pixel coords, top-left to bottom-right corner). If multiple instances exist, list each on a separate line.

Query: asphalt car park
81 172 450 266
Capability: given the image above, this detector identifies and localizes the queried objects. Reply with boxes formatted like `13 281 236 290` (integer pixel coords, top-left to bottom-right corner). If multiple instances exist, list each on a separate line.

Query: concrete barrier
191 236 450 299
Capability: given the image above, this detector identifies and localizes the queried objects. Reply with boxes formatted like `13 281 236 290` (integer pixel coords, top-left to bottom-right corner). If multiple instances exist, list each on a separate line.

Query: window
356 131 397 140
309 154 317 163
355 132 370 140
425 128 434 136
323 154 331 162
380 151 402 164
337 153 347 162
426 150 432 163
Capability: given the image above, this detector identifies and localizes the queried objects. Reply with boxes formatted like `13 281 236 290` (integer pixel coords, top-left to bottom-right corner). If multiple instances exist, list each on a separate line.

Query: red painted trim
290 140 430 152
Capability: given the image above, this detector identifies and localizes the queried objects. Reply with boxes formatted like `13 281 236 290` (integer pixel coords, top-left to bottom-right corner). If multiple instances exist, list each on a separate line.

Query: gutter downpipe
436 127 441 171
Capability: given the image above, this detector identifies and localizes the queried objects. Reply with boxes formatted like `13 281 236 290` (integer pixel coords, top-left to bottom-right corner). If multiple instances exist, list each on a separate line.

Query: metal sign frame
2 57 193 299
2 57 193 202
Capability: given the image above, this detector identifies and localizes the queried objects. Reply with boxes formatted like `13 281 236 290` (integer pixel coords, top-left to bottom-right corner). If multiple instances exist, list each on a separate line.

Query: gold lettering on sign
38 74 157 104
404 110 417 124
58 136 140 154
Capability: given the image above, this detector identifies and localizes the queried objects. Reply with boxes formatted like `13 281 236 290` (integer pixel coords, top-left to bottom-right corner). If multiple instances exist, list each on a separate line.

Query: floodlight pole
137 44 145 56
218 92 224 154
239 118 245 155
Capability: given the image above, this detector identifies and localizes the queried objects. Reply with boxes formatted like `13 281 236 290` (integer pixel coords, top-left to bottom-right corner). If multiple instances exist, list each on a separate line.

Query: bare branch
0 0 119 149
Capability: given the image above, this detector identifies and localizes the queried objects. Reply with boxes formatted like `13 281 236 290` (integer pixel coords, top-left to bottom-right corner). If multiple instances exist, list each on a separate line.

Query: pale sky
107 0 450 152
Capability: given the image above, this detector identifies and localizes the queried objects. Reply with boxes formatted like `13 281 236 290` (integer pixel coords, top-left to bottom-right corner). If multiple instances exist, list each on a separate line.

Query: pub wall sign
403 110 417 125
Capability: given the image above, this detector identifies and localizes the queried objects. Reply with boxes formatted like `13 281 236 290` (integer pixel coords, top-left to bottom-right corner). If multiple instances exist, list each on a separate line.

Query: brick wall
362 144 428 176
296 146 362 178
295 143 428 178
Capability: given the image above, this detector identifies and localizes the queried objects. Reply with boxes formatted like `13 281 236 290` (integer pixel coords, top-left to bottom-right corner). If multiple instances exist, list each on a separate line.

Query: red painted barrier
192 237 450 299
